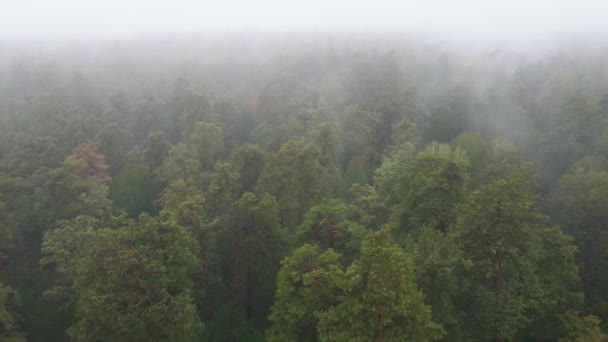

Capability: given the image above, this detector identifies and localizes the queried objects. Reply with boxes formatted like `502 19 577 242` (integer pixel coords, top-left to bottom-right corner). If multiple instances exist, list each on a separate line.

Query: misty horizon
3 1 608 39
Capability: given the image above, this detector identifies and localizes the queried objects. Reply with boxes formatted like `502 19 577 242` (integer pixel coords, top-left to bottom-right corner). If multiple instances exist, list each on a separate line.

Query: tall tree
42 214 202 341
397 142 470 235
538 93 603 187
142 131 171 172
549 165 608 322
453 175 581 341
257 140 329 229
412 226 466 340
160 179 214 319
317 229 444 341
267 244 341 342
268 230 443 341
297 199 369 261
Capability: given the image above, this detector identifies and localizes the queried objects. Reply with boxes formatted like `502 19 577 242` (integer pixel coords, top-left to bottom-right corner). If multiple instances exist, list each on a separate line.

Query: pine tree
42 214 202 341
398 142 470 234
317 229 444 341
453 175 581 340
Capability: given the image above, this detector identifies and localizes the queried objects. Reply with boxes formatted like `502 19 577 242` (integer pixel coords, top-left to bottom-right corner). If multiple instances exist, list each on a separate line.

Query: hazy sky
2 0 607 39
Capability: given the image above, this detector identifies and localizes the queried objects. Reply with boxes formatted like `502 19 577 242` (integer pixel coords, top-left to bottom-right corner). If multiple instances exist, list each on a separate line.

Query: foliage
268 230 443 341
257 140 329 229
316 229 444 341
397 142 470 234
0 283 25 342
549 167 608 321
42 214 202 341
110 164 158 217
453 176 581 340
1 34 608 341
560 312 608 342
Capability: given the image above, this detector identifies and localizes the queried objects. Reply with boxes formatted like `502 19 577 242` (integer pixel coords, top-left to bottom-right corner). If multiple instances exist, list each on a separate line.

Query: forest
1 33 608 341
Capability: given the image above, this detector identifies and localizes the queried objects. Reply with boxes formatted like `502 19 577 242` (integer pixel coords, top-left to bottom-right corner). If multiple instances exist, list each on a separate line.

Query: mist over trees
1 32 608 341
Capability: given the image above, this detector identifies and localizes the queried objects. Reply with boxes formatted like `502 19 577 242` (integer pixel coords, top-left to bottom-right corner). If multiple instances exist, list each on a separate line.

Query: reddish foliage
314 217 339 248
67 142 111 182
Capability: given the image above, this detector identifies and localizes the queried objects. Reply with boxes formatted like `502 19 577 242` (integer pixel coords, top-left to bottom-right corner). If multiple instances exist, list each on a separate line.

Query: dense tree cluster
1 34 608 340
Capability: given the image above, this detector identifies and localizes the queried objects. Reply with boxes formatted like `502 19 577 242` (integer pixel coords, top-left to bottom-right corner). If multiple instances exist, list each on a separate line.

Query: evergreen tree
257 140 329 229
453 175 581 340
317 229 444 341
42 214 202 341
549 166 608 322
398 142 470 234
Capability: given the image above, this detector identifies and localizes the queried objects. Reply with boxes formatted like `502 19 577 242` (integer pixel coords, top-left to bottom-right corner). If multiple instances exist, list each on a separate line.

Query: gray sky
2 0 607 39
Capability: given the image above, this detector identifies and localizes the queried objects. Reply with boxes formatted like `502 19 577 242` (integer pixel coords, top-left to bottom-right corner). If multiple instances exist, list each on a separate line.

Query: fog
3 0 608 41
4 2 608 341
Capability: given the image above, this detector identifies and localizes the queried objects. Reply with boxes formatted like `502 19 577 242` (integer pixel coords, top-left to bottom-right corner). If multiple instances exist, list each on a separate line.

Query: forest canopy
1 32 608 341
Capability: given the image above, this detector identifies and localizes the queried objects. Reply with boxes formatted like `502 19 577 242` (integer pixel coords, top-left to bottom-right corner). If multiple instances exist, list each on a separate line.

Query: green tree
210 192 285 339
560 312 608 342
317 229 444 341
413 226 466 340
160 179 215 319
452 131 490 185
0 283 25 342
268 230 443 341
235 193 285 321
344 57 415 159
110 164 158 217
96 123 128 176
257 140 329 228
156 143 203 186
453 175 581 340
188 122 224 170
398 142 470 234
297 199 369 260
42 214 202 341
538 93 603 186
549 166 608 322
311 123 341 193
372 140 416 210
232 144 266 195
33 158 112 227
171 78 212 139
142 131 171 172
348 183 387 230
337 106 374 190
267 244 341 342
481 137 537 186
424 87 472 143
